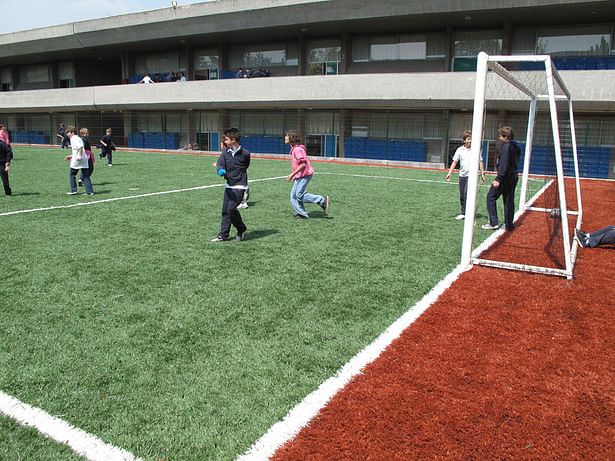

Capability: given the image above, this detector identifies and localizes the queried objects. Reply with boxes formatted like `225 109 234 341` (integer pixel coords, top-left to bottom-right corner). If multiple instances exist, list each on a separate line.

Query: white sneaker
455 214 465 220
237 201 248 209
481 223 500 230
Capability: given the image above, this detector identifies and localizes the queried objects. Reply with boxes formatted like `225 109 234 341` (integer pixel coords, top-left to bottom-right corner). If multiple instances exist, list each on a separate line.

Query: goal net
462 53 583 279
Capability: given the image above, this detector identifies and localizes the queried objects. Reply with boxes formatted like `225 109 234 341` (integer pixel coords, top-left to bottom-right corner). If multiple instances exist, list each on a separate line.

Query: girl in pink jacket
286 130 329 219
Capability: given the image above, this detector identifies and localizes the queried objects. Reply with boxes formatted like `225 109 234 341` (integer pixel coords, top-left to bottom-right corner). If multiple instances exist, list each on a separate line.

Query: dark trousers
219 188 247 239
589 225 615 248
0 168 11 195
458 175 468 214
486 175 518 231
80 156 94 181
100 150 112 165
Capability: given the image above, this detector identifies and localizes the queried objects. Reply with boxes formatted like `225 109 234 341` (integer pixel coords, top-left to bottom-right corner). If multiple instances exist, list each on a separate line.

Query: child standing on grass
0 138 13 196
65 126 94 196
0 124 10 146
78 128 95 188
446 130 485 220
286 130 329 219
99 128 115 166
209 128 250 242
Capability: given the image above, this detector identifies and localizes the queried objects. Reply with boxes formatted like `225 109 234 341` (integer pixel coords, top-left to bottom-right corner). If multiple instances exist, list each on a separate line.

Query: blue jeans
70 168 93 194
290 175 324 218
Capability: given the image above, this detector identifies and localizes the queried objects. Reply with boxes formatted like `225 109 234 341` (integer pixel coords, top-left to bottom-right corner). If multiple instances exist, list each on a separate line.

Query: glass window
231 43 298 68
20 65 50 84
309 44 342 63
426 32 447 58
454 30 502 57
1 68 12 90
147 53 179 73
600 120 615 146
194 50 219 70
352 37 369 62
536 33 610 56
353 35 430 62
58 62 74 80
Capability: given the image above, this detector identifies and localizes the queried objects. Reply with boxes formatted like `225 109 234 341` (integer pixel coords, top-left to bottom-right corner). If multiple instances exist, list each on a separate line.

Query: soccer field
1 146 498 460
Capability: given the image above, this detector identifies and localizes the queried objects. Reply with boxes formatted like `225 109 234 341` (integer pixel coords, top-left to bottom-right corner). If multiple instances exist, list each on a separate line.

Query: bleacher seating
344 137 426 161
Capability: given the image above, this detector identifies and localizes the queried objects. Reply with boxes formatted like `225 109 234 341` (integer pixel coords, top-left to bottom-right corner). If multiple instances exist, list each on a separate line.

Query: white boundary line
237 173 549 460
237 262 470 460
0 391 142 461
0 176 286 218
0 168 545 460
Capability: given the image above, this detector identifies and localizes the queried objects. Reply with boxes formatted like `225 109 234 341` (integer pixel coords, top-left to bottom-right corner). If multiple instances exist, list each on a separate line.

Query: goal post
461 52 583 279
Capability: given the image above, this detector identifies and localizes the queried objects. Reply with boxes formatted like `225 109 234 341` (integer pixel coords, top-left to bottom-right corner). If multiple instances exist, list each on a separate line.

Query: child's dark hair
286 130 302 146
224 127 241 142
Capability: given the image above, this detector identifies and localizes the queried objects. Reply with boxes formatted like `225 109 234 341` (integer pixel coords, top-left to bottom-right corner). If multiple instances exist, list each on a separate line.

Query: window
1 68 12 91
230 43 298 69
20 65 50 84
134 53 179 75
194 50 219 70
537 28 611 56
454 30 502 57
58 62 74 88
194 49 219 80
309 45 342 63
353 34 445 62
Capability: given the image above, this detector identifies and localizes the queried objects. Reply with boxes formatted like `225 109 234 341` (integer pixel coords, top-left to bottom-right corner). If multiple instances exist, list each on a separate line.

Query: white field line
319 171 453 185
0 168 544 460
0 176 286 217
238 173 548 460
237 261 471 460
0 391 142 461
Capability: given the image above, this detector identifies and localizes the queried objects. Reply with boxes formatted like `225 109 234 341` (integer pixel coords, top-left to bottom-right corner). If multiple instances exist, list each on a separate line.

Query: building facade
1 0 614 176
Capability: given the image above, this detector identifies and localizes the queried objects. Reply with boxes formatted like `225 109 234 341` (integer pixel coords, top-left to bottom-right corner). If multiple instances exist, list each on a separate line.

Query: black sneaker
321 196 330 213
208 236 227 242
575 229 588 248
78 179 83 187
236 230 246 242
293 214 308 219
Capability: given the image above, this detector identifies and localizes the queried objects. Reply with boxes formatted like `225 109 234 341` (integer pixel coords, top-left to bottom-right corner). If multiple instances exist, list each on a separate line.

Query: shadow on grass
245 229 279 240
7 192 40 197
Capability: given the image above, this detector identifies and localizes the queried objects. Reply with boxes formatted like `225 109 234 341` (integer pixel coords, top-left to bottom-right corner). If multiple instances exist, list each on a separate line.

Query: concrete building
1 0 614 176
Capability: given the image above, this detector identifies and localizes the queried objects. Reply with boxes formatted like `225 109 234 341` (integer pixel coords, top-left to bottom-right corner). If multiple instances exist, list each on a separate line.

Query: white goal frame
461 52 583 279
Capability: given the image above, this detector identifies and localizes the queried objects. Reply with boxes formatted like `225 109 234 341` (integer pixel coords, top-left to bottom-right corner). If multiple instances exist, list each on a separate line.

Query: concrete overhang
0 0 613 63
1 71 613 113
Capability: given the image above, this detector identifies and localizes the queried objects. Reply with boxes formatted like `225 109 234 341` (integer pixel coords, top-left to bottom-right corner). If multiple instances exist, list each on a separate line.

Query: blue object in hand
218 168 226 177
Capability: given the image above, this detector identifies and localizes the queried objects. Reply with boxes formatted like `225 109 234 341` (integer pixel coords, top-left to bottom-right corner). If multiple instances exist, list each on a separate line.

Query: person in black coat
482 126 521 231
209 128 251 242
0 139 13 196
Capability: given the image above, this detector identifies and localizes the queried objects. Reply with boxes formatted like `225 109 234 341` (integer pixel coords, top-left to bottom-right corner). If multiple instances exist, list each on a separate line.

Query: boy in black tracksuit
209 128 250 242
483 126 521 231
0 139 13 196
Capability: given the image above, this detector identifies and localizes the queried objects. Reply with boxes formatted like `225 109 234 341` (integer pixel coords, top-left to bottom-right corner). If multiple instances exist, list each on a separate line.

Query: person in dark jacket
209 127 251 242
482 126 521 231
0 139 13 196
99 128 115 166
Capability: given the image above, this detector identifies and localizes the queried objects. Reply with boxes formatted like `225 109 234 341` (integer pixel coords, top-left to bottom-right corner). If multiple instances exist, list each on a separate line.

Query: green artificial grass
0 146 510 460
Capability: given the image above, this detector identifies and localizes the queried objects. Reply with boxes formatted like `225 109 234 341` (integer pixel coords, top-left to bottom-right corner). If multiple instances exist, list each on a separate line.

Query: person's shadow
244 229 279 240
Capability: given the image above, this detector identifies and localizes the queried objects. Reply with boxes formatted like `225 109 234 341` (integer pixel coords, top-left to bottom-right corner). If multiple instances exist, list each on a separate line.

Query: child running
285 130 329 219
209 128 250 242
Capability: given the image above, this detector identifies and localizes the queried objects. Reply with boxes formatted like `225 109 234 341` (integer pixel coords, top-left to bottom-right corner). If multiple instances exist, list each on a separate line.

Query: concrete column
341 33 351 74
298 36 306 75
445 26 453 73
